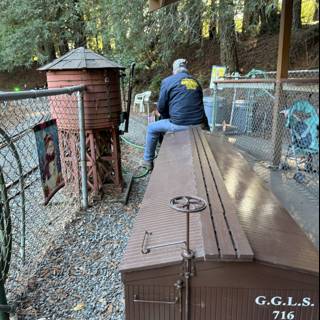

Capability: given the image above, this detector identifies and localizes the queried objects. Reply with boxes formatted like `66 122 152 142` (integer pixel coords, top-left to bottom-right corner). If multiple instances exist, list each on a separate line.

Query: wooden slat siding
54 117 119 122
205 134 319 274
191 129 236 259
52 98 121 107
52 109 119 116
82 106 123 114
47 71 108 81
190 136 220 259
86 85 120 93
196 129 254 260
47 79 112 86
52 107 120 114
48 84 120 93
47 84 121 97
120 129 254 273
120 131 205 272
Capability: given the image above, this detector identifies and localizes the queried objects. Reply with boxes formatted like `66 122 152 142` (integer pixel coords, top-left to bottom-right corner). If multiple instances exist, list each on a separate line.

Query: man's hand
155 109 161 117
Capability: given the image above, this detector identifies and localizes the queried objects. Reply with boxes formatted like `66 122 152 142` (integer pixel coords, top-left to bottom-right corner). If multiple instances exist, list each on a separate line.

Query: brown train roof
120 129 319 275
205 133 319 275
120 129 254 273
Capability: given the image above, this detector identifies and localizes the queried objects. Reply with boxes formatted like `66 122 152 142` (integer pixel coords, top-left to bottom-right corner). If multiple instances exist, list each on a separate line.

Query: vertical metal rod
230 87 237 126
186 212 190 254
211 83 218 132
185 200 191 320
185 268 190 320
124 63 136 133
77 91 88 210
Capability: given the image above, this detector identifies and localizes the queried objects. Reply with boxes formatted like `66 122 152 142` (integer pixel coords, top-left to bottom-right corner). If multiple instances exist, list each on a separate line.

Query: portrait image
33 119 65 205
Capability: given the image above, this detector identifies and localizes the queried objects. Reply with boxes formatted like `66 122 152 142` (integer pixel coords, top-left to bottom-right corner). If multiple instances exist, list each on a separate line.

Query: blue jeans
144 119 190 161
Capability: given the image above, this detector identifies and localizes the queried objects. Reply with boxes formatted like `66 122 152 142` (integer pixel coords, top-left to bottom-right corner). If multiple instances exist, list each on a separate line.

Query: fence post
271 82 285 166
77 90 89 210
211 83 218 132
272 0 293 166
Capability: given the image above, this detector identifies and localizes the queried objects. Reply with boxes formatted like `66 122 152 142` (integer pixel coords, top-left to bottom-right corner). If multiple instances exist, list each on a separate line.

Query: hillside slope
140 25 319 91
0 25 318 91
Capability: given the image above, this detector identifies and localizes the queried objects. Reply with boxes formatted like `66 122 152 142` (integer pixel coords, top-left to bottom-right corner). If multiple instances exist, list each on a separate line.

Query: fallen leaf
106 304 113 315
73 302 85 311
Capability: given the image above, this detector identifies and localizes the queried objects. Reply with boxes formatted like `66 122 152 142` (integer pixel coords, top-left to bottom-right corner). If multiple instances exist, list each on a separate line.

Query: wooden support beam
272 0 293 166
276 0 293 80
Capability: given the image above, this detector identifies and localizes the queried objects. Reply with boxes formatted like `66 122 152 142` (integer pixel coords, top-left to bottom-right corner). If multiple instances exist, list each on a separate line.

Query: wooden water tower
39 47 124 196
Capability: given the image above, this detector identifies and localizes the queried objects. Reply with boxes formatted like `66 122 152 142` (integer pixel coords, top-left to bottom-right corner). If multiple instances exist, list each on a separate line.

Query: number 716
273 311 295 319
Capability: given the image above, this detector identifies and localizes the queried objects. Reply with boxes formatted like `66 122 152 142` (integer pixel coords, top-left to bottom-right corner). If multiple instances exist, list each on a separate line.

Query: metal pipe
184 200 192 320
0 85 86 101
185 260 190 320
186 212 190 253
77 91 88 210
211 83 218 132
211 78 319 85
124 63 136 133
142 231 186 254
133 296 178 305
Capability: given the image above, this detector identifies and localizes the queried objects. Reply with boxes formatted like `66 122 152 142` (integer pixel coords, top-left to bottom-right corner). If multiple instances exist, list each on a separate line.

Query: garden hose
120 135 151 179
120 135 145 150
122 166 150 180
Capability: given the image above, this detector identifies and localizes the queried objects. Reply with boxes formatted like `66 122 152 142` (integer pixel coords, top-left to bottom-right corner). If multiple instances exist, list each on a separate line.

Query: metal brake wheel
169 196 207 213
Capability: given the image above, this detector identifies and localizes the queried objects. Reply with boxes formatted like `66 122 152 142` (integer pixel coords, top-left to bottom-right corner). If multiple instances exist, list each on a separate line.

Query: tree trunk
45 41 57 61
74 19 87 48
293 0 302 30
185 0 203 43
58 39 69 56
314 0 319 21
74 0 87 48
219 0 239 73
242 0 260 35
209 0 217 40
260 1 280 35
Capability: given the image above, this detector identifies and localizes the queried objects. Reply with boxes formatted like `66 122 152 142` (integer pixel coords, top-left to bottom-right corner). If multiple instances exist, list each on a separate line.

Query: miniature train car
120 128 319 320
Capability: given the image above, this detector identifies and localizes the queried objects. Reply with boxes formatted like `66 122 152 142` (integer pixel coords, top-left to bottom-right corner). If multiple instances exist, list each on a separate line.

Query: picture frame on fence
33 119 65 205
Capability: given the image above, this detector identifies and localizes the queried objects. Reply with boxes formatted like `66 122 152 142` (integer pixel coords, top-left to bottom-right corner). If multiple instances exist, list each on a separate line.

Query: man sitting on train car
143 59 208 170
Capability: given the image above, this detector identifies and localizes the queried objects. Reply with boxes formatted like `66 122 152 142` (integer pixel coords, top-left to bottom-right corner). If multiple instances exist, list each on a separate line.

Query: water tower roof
38 47 125 71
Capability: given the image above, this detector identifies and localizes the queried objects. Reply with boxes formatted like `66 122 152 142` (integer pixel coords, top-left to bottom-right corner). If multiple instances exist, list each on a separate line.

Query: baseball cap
173 59 188 74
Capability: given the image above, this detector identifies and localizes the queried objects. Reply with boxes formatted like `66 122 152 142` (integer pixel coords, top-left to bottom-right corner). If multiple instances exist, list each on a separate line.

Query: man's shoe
142 160 154 171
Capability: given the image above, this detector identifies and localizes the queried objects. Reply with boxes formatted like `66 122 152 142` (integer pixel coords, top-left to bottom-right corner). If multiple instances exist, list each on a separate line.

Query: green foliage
148 73 163 97
302 0 317 24
0 0 316 75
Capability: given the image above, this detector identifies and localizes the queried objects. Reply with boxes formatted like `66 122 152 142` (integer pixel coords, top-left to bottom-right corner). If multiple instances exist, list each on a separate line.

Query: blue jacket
157 71 206 126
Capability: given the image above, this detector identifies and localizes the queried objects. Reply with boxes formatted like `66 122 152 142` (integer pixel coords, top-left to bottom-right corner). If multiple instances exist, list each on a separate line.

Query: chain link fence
0 86 86 314
207 70 319 197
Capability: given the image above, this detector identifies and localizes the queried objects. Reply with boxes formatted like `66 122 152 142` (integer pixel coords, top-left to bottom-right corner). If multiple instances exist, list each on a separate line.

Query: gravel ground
13 113 150 320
